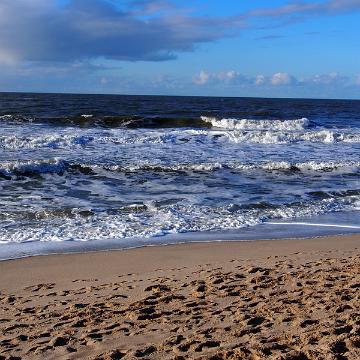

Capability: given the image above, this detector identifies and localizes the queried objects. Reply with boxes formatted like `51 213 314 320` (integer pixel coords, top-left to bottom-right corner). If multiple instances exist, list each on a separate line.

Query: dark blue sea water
0 93 359 259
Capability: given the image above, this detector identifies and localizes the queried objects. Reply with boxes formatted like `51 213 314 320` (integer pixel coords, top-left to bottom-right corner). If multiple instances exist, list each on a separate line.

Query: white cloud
217 70 240 82
193 70 360 91
312 72 335 84
193 70 210 85
271 72 294 86
193 70 243 85
255 74 266 86
310 72 351 87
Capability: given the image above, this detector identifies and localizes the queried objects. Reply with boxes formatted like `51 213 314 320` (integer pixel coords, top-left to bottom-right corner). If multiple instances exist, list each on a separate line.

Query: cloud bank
0 1 359 98
193 70 242 85
250 0 360 19
0 0 234 64
193 70 360 89
1 0 360 65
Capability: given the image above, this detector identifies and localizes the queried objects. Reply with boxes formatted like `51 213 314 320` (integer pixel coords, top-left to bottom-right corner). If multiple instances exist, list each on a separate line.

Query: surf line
267 222 360 229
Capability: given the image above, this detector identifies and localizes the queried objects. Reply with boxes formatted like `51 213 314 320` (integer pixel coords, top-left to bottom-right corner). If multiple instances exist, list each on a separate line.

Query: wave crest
201 116 310 131
1 159 359 179
0 158 68 178
223 129 360 144
1 194 359 244
0 135 94 150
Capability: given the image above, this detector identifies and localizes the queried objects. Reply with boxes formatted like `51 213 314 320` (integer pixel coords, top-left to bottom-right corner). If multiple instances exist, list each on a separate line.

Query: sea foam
201 116 310 131
1 159 359 178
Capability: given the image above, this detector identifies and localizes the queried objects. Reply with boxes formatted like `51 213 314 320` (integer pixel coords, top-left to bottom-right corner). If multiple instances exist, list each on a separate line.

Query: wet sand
1 234 359 359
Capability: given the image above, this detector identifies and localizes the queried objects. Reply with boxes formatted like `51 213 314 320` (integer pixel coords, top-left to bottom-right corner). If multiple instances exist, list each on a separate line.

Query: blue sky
1 0 360 98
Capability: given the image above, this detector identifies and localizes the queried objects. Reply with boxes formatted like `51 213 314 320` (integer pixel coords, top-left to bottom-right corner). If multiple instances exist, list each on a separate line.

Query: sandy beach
1 234 359 359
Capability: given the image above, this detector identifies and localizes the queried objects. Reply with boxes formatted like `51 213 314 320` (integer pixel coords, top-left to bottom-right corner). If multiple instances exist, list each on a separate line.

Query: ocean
1 93 359 259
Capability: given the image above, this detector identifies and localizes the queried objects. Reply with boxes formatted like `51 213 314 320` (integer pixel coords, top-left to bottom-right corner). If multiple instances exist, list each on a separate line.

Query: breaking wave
1 128 360 152
0 159 69 178
0 134 94 150
201 116 310 131
1 194 359 244
104 160 360 174
1 159 359 179
1 94 360 253
223 129 360 144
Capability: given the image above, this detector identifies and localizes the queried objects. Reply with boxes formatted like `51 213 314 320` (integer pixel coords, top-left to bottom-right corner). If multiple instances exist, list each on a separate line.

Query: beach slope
1 234 360 359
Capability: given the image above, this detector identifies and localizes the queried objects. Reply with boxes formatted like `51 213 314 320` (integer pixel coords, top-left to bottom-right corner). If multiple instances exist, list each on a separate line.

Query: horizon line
0 91 359 102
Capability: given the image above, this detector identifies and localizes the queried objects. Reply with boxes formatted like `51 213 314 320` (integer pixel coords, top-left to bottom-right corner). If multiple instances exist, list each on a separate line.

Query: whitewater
0 93 359 259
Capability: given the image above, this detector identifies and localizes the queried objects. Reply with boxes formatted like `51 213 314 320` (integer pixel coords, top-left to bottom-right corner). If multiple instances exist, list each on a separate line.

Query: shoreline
1 234 359 288
1 234 359 359
1 214 360 261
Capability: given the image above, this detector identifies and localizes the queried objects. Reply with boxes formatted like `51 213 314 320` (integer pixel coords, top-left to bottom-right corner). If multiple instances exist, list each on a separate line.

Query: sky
0 0 360 98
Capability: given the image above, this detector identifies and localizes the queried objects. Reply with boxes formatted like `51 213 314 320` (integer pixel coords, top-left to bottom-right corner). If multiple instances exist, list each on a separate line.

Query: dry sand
0 234 359 359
